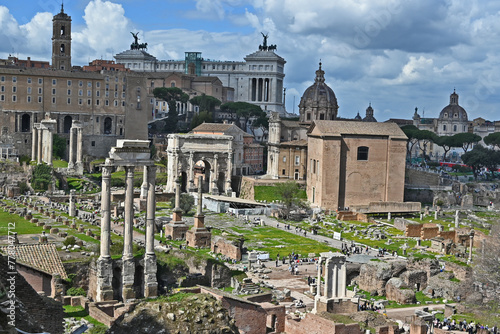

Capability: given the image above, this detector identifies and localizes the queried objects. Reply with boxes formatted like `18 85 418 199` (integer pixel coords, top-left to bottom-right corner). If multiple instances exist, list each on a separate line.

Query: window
67 89 71 95
283 156 286 162
12 95 17 102
12 77 17 83
313 159 316 173
27 96 31 103
105 91 109 97
105 83 109 90
52 97 56 104
0 86 4 92
443 125 446 131
78 89 83 96
105 99 109 106
282 169 286 175
79 80 83 87
96 116 99 123
453 125 457 132
78 99 82 105
96 82 101 88
91 141 96 146
87 90 91 97
0 95 4 101
87 81 92 87
295 155 300 165
67 80 71 86
12 86 16 93
96 99 100 105
52 79 56 85
0 76 4 82
38 78 42 84
67 98 71 104
38 87 42 94
52 88 56 95
27 78 32 84
27 87 31 94
38 96 42 103
96 91 100 97
307 113 311 121
87 99 91 105
357 146 369 160
114 100 118 107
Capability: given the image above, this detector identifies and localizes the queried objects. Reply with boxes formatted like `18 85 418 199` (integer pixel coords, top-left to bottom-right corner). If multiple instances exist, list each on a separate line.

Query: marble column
468 229 475 263
140 166 148 199
316 258 322 298
144 165 158 297
76 128 83 164
332 262 338 298
324 258 330 297
47 128 53 166
455 210 459 228
226 150 233 194
188 152 195 192
68 127 75 168
31 127 37 161
122 166 135 301
339 259 346 298
211 154 219 194
96 166 113 301
37 130 42 164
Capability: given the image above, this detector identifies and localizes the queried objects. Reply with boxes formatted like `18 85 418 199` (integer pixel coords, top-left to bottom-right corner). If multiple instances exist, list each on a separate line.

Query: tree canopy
191 111 214 129
189 94 221 113
153 87 189 133
275 181 308 219
52 134 66 160
220 102 268 136
435 135 462 161
460 145 500 180
170 193 195 215
453 132 482 153
484 132 500 150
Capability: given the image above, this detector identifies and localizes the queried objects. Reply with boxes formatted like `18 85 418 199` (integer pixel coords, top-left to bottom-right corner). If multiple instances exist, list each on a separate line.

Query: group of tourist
340 242 368 256
432 318 497 334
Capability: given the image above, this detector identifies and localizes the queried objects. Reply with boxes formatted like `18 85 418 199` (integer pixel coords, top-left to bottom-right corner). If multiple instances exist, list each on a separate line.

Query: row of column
31 123 54 165
315 253 347 300
96 164 157 302
68 124 83 168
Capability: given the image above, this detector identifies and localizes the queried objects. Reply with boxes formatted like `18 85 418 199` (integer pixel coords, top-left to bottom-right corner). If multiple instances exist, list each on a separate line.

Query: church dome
438 90 468 121
299 62 339 122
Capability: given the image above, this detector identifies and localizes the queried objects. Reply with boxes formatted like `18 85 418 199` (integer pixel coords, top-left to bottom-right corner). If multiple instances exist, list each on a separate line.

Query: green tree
189 94 221 113
153 87 189 133
53 134 66 160
414 130 438 161
484 132 500 150
220 102 268 137
462 145 488 180
453 132 482 153
170 193 195 215
401 125 419 160
191 110 214 129
435 135 461 161
31 164 53 191
275 181 308 219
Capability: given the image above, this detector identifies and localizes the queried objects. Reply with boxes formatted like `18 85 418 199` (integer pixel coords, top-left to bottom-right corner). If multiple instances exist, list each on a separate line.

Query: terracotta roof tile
0 243 67 279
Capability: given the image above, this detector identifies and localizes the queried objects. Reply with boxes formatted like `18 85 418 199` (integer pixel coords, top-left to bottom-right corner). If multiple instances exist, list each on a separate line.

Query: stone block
50 228 59 234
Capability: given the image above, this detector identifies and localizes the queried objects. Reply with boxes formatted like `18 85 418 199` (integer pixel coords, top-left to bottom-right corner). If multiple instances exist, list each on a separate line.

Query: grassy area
63 305 107 333
53 159 69 168
147 292 195 303
0 211 43 236
254 185 306 202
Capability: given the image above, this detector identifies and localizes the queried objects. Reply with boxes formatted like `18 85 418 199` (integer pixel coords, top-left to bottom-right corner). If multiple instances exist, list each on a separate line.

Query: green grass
254 185 307 202
53 159 69 168
0 211 43 236
63 305 107 332
67 177 84 190
147 292 195 303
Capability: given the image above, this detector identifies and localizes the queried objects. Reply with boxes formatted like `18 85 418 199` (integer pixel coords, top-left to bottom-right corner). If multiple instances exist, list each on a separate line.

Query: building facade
306 121 407 210
114 35 286 115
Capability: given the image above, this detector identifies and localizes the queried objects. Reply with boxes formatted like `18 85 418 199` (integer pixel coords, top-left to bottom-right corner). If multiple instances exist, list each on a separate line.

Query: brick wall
17 264 52 296
421 226 439 239
211 237 243 260
405 224 422 237
285 313 363 334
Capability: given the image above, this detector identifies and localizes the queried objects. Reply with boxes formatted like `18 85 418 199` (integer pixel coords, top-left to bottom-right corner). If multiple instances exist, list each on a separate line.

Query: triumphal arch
166 133 233 195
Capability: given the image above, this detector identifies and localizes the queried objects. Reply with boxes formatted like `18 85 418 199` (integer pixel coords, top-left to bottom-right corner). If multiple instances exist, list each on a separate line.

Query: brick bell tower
52 3 71 70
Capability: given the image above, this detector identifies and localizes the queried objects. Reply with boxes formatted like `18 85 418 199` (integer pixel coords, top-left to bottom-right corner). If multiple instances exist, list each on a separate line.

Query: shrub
63 236 76 247
31 164 53 191
66 287 86 296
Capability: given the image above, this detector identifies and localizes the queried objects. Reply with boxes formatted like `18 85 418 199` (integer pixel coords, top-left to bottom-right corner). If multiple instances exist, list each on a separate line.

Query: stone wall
357 261 407 296
405 168 440 186
405 223 422 237
211 236 244 261
285 313 362 334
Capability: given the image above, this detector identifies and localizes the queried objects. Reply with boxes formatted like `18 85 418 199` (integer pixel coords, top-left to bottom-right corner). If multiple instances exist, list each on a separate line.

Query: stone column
172 177 182 221
76 127 83 164
68 127 75 168
468 229 475 263
47 127 53 166
37 129 42 164
69 189 76 217
316 257 322 298
195 175 203 226
226 149 233 194
211 154 219 194
144 165 158 297
122 166 135 301
333 262 339 298
339 259 346 298
31 127 37 161
455 210 459 228
324 258 331 298
140 166 148 199
96 166 113 301
188 152 195 192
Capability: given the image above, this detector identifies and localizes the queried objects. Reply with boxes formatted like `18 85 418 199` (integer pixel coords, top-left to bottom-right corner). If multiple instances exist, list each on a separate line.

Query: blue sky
1 0 500 122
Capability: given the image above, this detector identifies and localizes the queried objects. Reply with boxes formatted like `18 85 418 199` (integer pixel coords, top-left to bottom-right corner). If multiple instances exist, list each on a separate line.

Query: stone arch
63 115 72 133
104 117 112 134
21 113 30 132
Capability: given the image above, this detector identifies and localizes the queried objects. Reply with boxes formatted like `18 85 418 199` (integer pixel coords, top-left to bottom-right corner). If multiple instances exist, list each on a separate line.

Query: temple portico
32 114 57 165
95 139 157 302
313 252 349 314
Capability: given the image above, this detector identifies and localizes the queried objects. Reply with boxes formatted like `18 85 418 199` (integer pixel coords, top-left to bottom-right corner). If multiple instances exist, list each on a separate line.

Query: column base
165 222 189 240
144 254 158 298
186 227 212 248
122 258 136 302
96 256 114 302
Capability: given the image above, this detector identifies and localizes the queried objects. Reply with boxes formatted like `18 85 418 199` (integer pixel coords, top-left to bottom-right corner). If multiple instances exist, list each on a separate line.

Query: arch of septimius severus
165 133 234 195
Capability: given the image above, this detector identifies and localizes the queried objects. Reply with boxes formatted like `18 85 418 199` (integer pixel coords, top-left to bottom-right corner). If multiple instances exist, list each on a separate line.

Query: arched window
21 114 30 132
357 146 369 161
104 117 112 134
60 44 65 53
453 125 457 132
63 115 72 133
443 125 447 131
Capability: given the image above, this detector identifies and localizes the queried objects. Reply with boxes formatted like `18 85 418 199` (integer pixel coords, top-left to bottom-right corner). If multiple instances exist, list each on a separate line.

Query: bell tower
52 3 72 70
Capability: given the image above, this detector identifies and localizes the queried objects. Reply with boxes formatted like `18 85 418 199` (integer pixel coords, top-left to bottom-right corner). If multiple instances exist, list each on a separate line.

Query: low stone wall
285 313 362 334
211 236 243 261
